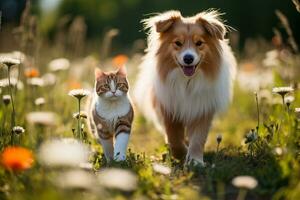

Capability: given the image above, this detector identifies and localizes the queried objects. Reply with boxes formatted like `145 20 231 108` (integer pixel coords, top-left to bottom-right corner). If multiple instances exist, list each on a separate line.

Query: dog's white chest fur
94 94 130 123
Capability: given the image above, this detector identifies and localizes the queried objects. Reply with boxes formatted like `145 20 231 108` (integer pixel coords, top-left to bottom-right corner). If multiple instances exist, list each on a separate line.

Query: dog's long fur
134 10 237 164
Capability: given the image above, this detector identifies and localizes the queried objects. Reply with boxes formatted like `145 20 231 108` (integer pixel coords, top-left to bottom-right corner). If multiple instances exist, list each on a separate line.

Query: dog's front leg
163 114 187 161
186 113 214 166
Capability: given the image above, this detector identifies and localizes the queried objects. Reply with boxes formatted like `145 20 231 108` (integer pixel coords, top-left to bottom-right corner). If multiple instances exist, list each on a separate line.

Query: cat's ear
95 68 103 80
117 65 127 76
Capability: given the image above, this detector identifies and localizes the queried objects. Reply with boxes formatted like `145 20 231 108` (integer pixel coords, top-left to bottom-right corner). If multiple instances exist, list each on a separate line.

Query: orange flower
25 68 40 78
112 54 128 67
68 80 81 90
1 146 34 171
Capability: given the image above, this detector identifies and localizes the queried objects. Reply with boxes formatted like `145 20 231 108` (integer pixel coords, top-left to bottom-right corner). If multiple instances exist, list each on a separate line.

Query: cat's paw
184 154 205 168
114 152 126 162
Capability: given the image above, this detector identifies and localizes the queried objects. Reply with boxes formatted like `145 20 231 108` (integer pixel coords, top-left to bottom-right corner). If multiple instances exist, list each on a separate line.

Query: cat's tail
133 56 164 134
84 91 98 140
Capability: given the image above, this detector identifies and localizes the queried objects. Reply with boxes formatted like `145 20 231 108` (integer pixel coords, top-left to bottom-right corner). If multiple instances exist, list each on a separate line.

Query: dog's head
144 10 226 80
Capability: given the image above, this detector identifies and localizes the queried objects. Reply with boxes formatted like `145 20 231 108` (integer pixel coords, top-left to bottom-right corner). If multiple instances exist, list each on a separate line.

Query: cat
88 65 134 162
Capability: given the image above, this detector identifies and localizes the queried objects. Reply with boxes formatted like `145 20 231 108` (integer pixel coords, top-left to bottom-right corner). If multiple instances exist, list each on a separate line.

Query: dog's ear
155 18 178 33
195 11 226 40
143 10 181 33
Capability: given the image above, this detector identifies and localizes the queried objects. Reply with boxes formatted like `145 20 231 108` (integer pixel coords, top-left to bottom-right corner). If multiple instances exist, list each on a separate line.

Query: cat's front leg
99 137 114 162
114 132 130 161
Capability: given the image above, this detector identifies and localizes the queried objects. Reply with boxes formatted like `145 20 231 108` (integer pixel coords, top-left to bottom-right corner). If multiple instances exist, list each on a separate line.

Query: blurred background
0 0 300 56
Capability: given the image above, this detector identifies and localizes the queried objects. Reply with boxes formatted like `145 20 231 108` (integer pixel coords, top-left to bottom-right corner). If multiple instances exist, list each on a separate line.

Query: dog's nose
183 54 194 65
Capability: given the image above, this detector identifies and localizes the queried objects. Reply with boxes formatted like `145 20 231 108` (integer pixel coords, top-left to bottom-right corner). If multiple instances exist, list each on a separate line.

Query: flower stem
255 92 260 133
7 66 16 145
236 189 247 200
78 99 81 140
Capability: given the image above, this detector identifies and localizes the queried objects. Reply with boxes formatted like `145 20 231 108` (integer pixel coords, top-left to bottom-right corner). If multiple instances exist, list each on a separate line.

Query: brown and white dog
134 10 236 165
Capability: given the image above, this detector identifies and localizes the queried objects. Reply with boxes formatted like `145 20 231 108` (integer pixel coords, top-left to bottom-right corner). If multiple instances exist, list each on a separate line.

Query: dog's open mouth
181 65 197 76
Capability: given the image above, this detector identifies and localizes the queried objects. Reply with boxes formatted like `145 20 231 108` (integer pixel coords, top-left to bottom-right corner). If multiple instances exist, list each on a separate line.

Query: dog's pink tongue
183 66 195 76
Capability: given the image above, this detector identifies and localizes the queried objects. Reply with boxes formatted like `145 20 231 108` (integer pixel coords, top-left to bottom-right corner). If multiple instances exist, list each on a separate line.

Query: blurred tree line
1 0 300 51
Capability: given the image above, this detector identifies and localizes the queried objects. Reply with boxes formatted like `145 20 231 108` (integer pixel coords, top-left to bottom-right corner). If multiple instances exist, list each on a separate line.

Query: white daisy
272 86 294 96
38 138 89 167
34 97 46 106
152 163 171 175
232 176 258 189
54 169 97 190
48 58 70 72
97 168 138 191
27 77 45 87
68 89 90 100
26 112 57 126
0 56 21 67
12 126 25 134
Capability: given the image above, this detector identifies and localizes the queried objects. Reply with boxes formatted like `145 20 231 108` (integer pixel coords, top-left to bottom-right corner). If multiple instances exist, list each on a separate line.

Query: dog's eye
196 41 203 47
174 41 183 47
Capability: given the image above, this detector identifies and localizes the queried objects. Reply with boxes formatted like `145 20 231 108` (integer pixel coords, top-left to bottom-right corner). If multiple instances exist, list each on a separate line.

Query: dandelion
112 54 128 67
272 86 294 105
12 126 25 135
73 111 88 119
152 163 171 175
216 134 222 152
2 95 11 106
48 58 70 72
34 97 46 106
54 169 96 190
38 138 89 167
1 146 34 172
97 168 138 191
232 175 258 200
26 112 57 126
69 89 90 140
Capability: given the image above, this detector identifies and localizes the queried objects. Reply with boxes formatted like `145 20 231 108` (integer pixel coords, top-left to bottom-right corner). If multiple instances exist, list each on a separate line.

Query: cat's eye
174 41 183 47
103 84 109 89
117 83 125 88
195 41 204 47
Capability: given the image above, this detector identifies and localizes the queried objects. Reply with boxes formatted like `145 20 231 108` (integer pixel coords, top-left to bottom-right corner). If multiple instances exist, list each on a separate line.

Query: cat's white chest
94 95 130 123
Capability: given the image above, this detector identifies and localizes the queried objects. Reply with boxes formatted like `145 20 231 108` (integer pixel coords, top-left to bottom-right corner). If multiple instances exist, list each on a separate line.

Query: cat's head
94 65 129 100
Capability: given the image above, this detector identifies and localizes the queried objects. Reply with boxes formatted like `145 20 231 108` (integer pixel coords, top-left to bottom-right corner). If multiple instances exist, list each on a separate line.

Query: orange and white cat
88 65 134 162
134 10 236 165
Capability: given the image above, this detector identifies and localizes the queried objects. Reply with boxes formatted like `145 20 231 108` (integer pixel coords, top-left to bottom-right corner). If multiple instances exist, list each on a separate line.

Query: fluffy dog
134 10 236 165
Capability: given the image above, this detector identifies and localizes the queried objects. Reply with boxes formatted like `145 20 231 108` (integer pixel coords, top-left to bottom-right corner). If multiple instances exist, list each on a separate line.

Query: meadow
0 3 300 200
